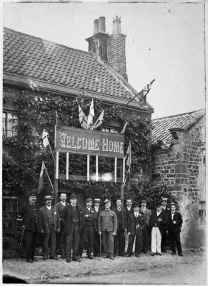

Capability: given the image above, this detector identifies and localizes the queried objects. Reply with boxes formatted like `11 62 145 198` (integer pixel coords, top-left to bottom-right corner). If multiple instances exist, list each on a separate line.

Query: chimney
94 19 99 34
98 16 106 33
107 16 128 81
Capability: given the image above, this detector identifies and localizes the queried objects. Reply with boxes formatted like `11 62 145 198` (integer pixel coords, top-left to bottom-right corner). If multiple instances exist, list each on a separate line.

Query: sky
3 2 206 119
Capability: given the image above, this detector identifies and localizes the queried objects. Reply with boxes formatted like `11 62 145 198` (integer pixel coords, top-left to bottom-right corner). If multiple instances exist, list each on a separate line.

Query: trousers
56 224 67 256
102 231 114 256
23 230 38 260
169 231 182 254
66 223 79 259
151 226 162 254
93 230 101 256
79 225 94 257
127 228 143 255
114 228 125 256
42 224 56 258
142 224 150 253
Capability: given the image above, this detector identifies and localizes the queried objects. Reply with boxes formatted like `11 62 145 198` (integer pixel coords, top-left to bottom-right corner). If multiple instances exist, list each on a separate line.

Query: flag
93 110 104 130
135 79 155 104
38 162 45 193
78 104 88 129
42 129 49 147
120 122 128 134
126 142 131 169
87 99 94 129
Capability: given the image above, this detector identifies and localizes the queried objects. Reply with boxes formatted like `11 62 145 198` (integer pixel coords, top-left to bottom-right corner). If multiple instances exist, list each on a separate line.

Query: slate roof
152 109 205 143
3 27 153 111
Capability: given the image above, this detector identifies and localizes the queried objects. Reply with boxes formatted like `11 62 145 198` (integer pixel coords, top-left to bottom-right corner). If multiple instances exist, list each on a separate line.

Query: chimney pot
94 19 99 34
99 16 106 33
112 15 121 34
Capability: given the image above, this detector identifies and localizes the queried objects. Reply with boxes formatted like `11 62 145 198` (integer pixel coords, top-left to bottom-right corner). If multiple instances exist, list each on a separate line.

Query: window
199 201 206 218
3 197 18 229
3 111 18 138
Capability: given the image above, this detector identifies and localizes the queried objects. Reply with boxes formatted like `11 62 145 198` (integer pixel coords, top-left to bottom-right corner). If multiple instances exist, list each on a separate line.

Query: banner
55 125 124 158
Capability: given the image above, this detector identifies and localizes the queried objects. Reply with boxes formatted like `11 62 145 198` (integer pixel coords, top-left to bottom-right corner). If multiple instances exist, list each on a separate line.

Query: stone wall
152 116 206 248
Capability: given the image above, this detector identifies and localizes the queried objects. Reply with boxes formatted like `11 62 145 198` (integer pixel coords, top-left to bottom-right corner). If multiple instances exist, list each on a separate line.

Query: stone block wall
152 116 206 248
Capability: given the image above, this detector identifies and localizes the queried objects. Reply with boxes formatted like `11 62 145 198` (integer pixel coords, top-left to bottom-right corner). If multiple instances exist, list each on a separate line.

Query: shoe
73 256 81 262
179 253 183 256
151 253 156 256
162 250 167 253
43 256 48 260
61 255 66 259
88 255 93 259
50 256 58 260
172 251 176 255
124 253 131 257
66 258 71 263
32 258 38 262
135 254 141 257
103 255 109 258
157 253 162 256
27 259 33 263
110 256 115 260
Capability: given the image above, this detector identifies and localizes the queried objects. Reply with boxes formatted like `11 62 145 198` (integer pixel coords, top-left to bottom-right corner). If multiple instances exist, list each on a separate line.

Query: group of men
17 191 183 263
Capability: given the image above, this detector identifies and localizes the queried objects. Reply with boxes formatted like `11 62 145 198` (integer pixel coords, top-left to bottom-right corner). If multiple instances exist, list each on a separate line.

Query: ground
3 250 206 284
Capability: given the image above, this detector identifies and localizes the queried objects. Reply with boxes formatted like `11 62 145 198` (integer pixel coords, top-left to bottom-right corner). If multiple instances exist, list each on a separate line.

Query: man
113 198 125 257
124 198 134 253
62 193 83 263
167 202 183 256
140 199 152 253
161 197 169 252
17 191 38 263
37 195 60 260
149 201 167 256
93 198 101 257
98 199 118 260
55 193 69 258
79 198 95 259
126 203 144 257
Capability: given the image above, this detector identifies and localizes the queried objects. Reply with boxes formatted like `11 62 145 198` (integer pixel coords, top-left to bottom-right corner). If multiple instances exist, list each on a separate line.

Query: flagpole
48 141 55 161
43 162 54 191
127 141 131 191
92 110 103 129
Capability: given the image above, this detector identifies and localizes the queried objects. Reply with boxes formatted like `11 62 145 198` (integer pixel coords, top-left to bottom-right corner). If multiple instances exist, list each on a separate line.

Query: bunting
87 99 94 129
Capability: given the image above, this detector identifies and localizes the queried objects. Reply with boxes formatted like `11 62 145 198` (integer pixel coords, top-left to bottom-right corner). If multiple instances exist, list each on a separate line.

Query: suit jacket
168 211 183 233
37 205 60 233
62 204 83 235
128 213 145 235
112 207 126 231
124 207 134 229
93 207 101 231
55 201 69 226
17 203 38 232
82 206 96 229
98 209 118 233
139 207 152 226
149 210 167 235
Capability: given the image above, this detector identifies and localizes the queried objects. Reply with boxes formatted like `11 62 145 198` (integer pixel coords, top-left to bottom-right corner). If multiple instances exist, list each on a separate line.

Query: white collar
61 201 66 206
46 205 51 210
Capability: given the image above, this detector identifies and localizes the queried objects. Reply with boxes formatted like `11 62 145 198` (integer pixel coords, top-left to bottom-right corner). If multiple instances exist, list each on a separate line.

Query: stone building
152 109 206 248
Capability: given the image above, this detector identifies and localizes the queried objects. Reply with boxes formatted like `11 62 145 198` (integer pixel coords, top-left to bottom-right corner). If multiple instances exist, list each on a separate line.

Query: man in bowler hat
93 198 102 257
98 199 118 260
62 193 83 263
37 195 60 260
79 198 95 259
140 199 152 253
17 191 38 263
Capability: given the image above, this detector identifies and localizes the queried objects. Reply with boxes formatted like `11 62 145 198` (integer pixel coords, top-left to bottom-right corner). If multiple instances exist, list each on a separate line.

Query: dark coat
139 208 152 226
55 201 69 226
168 212 183 233
93 207 101 231
124 207 134 229
112 207 126 231
62 204 83 235
17 203 38 232
37 205 60 233
149 210 167 235
82 206 96 229
127 213 145 235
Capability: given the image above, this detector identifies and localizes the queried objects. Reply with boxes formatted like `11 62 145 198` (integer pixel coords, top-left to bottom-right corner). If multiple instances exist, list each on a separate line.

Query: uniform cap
162 198 168 201
104 199 110 204
86 198 93 203
170 202 176 207
141 200 147 204
155 201 162 207
134 203 140 208
44 195 53 201
70 193 78 199
94 199 101 203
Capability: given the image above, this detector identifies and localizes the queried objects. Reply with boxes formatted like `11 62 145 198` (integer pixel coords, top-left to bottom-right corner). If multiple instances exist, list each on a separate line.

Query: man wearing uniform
126 203 145 257
98 199 118 260
140 199 152 253
79 198 95 259
167 202 183 256
17 192 38 263
55 193 69 258
62 193 83 263
161 197 169 252
113 198 125 257
124 198 134 253
93 198 101 257
37 195 60 260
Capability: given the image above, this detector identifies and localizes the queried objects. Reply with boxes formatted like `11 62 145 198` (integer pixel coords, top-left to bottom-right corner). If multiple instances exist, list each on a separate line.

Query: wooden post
96 155 99 181
114 157 117 182
87 155 90 181
120 157 125 203
66 152 69 180
54 150 59 204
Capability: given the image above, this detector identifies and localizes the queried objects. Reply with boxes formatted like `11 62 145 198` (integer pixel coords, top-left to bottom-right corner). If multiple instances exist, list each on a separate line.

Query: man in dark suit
168 202 183 256
161 197 170 252
17 192 38 263
126 203 145 257
149 201 167 256
113 198 125 257
79 198 95 259
93 198 101 257
62 193 83 263
98 199 118 260
140 199 152 253
55 193 69 258
37 195 60 260
124 198 134 253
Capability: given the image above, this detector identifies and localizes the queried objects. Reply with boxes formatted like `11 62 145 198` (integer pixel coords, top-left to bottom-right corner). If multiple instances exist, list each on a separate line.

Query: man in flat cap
167 202 183 256
149 201 167 256
98 199 118 260
55 193 69 258
62 193 83 262
93 198 102 257
140 199 152 253
37 195 60 260
17 191 38 263
79 198 95 259
161 197 169 252
113 198 126 257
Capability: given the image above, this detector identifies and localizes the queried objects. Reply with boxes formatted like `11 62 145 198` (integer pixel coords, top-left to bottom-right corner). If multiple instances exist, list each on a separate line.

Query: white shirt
94 206 99 213
134 212 139 217
46 205 51 210
171 212 175 220
61 201 66 206
156 211 161 216
127 206 131 211
87 207 91 212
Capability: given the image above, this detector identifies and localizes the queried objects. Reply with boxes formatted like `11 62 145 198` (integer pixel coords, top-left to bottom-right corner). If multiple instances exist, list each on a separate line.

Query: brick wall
152 116 206 248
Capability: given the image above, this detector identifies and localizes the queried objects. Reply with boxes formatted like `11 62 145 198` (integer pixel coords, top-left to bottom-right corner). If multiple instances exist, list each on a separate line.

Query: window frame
3 196 18 230
3 110 19 138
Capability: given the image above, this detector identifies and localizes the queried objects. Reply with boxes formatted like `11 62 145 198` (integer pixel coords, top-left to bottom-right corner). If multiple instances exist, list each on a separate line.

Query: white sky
3 2 206 119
